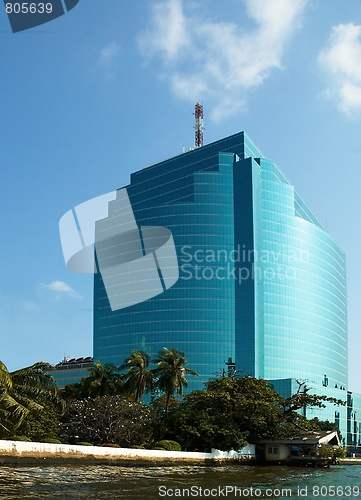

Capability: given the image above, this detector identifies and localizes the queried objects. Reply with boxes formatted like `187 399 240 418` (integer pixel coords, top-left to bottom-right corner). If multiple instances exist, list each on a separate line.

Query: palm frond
0 360 65 437
0 361 13 391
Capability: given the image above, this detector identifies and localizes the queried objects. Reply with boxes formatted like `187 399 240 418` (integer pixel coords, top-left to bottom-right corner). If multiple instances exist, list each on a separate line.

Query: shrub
333 447 347 458
102 443 120 448
10 435 31 442
77 442 94 446
42 438 62 444
130 445 145 449
318 445 346 458
154 440 181 451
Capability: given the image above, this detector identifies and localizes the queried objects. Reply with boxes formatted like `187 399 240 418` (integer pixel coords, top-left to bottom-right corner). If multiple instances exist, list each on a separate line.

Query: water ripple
0 464 359 499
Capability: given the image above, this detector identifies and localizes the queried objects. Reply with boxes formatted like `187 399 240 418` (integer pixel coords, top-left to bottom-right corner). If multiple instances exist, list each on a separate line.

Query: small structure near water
258 431 340 467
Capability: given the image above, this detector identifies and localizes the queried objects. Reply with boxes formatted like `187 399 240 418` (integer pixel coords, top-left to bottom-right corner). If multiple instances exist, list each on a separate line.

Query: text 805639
312 485 359 496
5 3 53 14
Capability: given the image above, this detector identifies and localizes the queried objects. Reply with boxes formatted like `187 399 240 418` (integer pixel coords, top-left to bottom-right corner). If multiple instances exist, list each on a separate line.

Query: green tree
309 417 340 435
167 376 283 451
152 348 198 424
280 380 345 416
61 396 155 447
60 383 82 401
277 380 345 438
165 377 347 451
0 361 63 437
119 350 154 401
80 361 124 398
151 394 181 442
21 396 62 442
0 361 28 436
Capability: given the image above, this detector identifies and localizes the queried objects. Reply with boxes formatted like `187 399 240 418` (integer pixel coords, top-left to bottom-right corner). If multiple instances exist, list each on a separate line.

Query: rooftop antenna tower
194 103 204 147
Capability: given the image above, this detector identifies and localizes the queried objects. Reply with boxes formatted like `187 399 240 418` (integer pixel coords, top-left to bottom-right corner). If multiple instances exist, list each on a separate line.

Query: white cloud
139 0 190 62
23 301 38 311
99 42 121 65
138 0 307 120
318 23 361 115
99 42 120 72
97 42 121 81
43 281 81 299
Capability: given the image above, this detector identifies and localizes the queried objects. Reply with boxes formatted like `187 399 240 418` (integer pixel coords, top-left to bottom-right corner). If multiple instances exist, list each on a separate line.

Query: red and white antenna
194 103 204 147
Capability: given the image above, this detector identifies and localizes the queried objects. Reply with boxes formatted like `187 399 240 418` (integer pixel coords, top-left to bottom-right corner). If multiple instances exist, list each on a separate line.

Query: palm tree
0 361 63 437
80 361 123 398
119 350 154 401
0 361 27 435
152 347 198 423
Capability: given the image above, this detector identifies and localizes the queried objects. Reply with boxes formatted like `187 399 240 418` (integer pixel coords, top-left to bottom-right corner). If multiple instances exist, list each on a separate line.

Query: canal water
0 464 359 499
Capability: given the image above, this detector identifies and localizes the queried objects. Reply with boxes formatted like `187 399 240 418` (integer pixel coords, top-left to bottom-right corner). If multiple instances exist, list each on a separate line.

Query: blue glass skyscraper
92 131 356 442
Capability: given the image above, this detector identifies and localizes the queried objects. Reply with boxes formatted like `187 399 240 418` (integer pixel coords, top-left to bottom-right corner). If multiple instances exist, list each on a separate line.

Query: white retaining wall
0 440 255 460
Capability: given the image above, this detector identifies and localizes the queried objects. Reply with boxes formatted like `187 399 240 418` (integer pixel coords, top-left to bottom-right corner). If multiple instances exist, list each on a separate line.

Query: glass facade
93 131 353 435
347 391 361 449
94 132 263 388
236 155 348 390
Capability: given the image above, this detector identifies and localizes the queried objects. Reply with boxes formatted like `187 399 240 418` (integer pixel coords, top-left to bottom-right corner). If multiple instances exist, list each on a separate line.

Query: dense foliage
0 361 63 438
167 377 280 450
79 361 124 398
164 377 344 451
23 396 63 442
60 396 155 447
1 352 345 453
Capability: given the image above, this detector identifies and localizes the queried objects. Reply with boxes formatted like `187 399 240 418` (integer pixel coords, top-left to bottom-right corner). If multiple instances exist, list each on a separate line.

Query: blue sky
1 0 361 392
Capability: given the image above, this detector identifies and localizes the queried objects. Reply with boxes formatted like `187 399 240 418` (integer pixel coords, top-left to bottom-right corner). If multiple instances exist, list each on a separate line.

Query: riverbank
0 440 255 466
1 440 359 467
